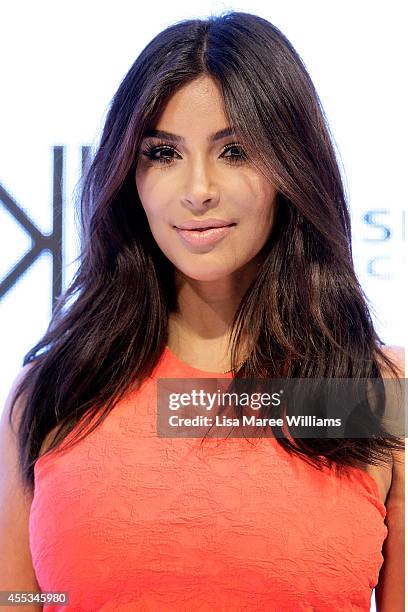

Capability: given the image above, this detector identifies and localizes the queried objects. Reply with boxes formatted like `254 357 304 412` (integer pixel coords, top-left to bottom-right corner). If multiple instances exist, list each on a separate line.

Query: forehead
153 76 229 135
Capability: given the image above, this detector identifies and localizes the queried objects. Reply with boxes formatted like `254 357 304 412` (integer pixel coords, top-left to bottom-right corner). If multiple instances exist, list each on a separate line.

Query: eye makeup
140 140 247 166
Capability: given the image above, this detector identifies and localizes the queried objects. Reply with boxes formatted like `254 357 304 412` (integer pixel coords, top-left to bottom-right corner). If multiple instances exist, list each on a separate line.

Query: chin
175 264 238 283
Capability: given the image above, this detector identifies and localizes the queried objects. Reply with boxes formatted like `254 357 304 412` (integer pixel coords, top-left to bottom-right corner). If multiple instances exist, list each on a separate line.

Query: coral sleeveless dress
29 346 387 611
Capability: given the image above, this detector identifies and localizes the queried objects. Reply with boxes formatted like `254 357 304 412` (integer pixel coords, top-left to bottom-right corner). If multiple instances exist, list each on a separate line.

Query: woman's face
135 75 278 283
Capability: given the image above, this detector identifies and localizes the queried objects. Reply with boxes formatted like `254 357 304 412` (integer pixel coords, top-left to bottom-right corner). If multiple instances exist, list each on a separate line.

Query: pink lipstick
175 224 236 248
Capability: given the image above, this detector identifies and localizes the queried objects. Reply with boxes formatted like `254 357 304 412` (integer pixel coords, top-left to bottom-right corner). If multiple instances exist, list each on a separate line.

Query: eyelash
140 140 247 166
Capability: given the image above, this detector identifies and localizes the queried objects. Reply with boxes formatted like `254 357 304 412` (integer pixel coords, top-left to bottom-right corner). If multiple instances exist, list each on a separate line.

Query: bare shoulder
380 345 405 377
2 362 35 426
0 362 43 602
380 343 405 494
363 346 405 506
372 346 405 609
375 439 405 610
381 345 405 493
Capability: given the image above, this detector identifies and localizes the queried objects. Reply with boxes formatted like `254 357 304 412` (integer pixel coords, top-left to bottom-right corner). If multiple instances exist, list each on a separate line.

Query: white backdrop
0 1 406 608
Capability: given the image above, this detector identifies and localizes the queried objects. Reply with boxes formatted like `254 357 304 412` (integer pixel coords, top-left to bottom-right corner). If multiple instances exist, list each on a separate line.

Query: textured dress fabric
29 346 388 611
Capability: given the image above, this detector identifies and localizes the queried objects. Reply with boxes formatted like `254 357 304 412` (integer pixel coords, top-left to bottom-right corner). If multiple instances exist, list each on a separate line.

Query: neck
167 264 257 371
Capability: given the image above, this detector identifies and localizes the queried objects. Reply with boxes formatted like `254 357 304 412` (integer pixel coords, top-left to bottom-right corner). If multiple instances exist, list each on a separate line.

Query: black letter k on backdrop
0 146 64 313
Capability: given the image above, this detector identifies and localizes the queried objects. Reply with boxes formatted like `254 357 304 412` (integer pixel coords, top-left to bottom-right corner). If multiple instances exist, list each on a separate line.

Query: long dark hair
9 10 403 493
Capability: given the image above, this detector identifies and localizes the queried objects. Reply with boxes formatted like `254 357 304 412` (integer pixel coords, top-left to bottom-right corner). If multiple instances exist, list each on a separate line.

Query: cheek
246 191 277 230
136 176 166 223
239 173 277 216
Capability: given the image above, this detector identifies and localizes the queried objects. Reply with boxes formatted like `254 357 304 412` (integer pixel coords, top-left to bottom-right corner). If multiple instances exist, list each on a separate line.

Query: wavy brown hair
8 10 403 493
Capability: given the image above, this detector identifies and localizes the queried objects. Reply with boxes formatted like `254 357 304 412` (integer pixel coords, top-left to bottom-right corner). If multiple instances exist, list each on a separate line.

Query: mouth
173 217 238 231
174 223 237 249
185 223 236 232
174 223 236 231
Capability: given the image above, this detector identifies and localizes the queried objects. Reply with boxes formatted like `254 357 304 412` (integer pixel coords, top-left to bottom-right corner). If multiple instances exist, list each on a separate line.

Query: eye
221 143 247 164
139 140 247 166
140 141 180 165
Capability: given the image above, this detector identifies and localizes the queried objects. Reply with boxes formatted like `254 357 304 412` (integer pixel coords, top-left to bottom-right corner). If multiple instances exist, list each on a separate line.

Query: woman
0 10 404 611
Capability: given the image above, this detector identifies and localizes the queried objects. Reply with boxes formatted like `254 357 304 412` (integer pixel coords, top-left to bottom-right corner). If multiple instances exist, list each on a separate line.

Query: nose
180 157 220 212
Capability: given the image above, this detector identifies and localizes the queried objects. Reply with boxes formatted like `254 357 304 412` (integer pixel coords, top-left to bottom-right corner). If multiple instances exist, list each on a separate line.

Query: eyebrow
142 127 236 144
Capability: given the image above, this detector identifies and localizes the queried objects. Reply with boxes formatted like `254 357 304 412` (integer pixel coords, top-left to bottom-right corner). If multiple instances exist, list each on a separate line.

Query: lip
174 218 236 230
175 224 236 249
